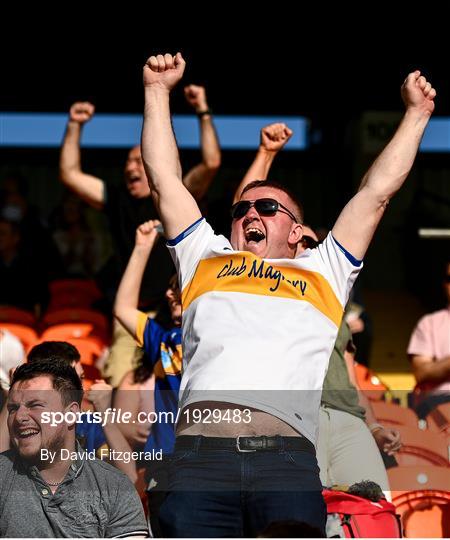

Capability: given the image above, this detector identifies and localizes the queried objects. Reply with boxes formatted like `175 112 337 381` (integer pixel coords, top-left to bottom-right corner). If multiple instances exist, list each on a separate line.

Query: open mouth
18 428 39 439
245 227 266 243
127 175 141 185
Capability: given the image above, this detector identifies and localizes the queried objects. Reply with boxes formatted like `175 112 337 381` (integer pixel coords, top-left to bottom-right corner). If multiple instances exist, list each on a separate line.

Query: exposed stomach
176 401 301 437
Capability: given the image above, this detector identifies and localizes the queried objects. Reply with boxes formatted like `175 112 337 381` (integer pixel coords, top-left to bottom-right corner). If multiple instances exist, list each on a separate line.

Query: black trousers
146 460 170 538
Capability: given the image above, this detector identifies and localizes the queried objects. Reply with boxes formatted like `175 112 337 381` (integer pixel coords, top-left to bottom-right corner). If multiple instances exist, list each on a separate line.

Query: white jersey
168 219 362 443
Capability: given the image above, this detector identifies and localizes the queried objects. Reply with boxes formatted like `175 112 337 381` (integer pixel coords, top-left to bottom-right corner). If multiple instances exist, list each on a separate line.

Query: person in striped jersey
141 52 435 537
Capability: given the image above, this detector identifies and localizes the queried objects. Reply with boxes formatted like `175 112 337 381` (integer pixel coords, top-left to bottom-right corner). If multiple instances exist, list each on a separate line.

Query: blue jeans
159 436 326 537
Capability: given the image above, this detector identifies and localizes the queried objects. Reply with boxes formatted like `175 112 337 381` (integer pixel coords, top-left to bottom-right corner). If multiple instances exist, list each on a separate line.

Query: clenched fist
401 71 436 116
135 219 161 248
69 102 95 124
143 52 186 91
184 84 208 113
260 123 293 153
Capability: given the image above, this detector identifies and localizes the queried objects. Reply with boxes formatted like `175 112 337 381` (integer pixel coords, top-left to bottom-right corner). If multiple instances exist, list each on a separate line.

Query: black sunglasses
300 235 319 249
231 198 298 223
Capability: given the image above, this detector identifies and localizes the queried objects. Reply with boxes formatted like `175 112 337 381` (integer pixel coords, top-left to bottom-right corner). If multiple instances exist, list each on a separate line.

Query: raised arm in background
332 71 436 260
142 53 201 239
233 122 293 203
182 84 221 199
113 219 160 339
59 102 105 209
112 220 159 448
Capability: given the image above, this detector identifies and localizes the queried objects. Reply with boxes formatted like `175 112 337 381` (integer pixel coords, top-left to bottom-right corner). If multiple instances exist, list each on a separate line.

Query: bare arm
182 85 221 200
113 220 160 339
233 123 293 203
86 380 138 483
333 71 436 259
142 53 202 239
345 351 401 455
113 371 154 448
0 395 9 452
410 354 450 385
59 102 105 209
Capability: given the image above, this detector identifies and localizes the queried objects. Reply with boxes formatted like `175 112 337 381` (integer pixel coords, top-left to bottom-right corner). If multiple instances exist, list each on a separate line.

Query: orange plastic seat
65 337 105 367
40 322 106 346
394 425 449 467
0 306 36 326
371 400 420 429
389 466 450 537
41 308 109 341
354 361 388 401
48 279 102 310
0 323 39 351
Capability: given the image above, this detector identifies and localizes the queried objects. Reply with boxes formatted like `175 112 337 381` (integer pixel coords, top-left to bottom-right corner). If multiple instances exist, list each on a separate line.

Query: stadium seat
0 306 36 326
371 400 420 429
394 425 449 467
41 308 109 342
389 466 450 537
48 279 102 310
354 361 388 401
40 322 106 346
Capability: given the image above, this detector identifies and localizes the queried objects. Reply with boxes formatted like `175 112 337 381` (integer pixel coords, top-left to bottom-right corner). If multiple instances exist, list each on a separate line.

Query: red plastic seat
354 362 388 401
0 306 36 326
389 466 450 537
48 279 102 310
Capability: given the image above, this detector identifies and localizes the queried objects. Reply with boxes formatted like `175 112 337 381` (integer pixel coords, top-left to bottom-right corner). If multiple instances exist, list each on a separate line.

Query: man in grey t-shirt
0 358 148 537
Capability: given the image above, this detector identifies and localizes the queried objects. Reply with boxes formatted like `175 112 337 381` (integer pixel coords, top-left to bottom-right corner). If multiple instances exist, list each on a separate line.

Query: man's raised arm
332 71 436 260
233 122 293 203
59 102 105 209
142 53 201 240
182 84 222 200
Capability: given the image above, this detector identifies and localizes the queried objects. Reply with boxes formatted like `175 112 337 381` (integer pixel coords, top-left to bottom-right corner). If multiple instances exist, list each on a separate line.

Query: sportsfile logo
41 408 177 427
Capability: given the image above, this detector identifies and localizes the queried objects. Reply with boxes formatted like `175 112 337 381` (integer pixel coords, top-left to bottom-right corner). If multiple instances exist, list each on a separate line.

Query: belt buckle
236 436 256 453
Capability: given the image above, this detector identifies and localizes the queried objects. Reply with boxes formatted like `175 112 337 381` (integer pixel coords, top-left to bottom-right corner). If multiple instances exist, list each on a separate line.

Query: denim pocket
283 449 319 472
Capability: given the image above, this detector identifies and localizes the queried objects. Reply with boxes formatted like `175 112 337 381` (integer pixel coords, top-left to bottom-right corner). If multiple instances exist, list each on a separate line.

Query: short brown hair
240 180 304 223
11 358 83 406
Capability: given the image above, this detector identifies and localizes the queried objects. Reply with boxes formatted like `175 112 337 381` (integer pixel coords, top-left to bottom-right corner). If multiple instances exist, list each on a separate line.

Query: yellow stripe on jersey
182 254 343 327
153 343 183 379
135 311 148 347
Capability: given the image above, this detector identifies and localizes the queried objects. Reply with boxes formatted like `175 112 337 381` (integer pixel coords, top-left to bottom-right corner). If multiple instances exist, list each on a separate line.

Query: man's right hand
69 102 95 124
143 52 186 91
260 123 293 153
